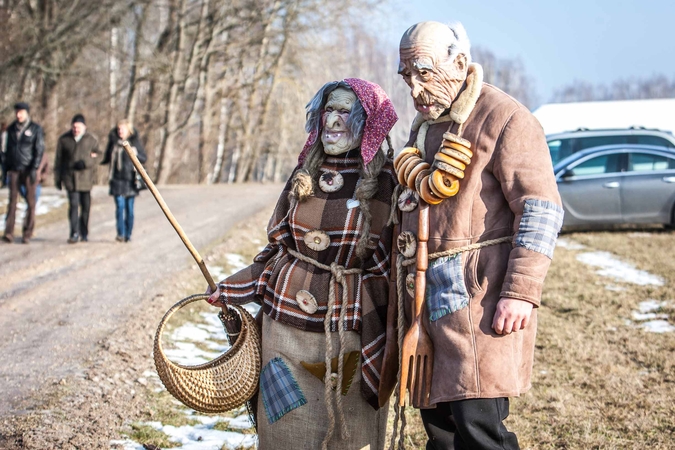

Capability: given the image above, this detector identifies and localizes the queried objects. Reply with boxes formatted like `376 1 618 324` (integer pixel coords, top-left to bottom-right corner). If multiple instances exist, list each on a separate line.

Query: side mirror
560 169 575 181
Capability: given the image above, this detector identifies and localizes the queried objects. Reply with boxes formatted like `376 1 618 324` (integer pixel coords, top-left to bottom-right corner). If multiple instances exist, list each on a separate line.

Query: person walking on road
100 119 146 242
54 114 100 243
2 102 45 244
1 121 8 188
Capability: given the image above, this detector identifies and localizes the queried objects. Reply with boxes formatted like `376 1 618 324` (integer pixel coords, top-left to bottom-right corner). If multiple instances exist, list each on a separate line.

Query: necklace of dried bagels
393 120 473 205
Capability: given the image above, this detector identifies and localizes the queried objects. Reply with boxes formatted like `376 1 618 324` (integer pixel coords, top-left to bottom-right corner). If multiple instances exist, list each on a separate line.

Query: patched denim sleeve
514 199 564 259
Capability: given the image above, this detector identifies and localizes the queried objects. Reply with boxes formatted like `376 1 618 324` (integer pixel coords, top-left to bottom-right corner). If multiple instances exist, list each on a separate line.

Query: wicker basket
153 294 262 413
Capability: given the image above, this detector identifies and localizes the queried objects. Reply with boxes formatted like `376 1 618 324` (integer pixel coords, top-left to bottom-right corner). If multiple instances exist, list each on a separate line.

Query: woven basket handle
155 293 243 361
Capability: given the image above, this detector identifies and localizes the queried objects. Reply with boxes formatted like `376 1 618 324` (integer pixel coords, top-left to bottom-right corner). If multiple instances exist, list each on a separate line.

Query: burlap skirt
256 314 388 450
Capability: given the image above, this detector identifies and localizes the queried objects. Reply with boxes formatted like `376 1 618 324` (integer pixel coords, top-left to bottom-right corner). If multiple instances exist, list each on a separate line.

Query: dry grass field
395 228 675 449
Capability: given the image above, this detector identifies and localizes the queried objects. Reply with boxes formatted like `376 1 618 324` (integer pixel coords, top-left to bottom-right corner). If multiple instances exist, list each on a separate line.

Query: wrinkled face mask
321 88 361 156
399 23 468 121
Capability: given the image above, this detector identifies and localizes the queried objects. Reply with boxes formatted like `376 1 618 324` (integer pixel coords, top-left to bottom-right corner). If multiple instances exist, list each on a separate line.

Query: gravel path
0 184 281 417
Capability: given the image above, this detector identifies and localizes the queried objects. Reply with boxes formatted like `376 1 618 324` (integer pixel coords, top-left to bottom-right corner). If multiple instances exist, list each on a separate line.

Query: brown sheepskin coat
380 80 563 406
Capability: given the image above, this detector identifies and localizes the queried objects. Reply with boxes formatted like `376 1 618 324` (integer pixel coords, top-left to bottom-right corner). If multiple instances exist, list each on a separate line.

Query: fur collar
411 62 484 131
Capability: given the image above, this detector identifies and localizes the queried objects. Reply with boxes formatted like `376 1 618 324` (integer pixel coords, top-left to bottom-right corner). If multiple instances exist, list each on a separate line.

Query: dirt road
0 184 281 417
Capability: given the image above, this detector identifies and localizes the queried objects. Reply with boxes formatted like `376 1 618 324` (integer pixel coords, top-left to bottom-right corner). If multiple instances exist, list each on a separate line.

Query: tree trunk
211 97 229 183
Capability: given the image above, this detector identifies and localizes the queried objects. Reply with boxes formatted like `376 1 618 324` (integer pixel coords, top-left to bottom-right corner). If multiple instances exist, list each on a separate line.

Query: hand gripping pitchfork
399 203 434 408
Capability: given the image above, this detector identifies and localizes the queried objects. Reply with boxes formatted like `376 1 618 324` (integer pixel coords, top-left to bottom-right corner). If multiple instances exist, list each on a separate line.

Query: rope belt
287 248 363 449
388 234 513 450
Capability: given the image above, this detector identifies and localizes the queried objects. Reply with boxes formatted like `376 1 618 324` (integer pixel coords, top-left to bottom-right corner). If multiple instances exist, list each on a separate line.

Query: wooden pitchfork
399 203 434 408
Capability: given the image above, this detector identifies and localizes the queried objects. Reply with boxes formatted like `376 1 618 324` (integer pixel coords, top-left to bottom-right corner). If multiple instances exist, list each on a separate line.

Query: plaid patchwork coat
385 82 563 406
219 153 397 409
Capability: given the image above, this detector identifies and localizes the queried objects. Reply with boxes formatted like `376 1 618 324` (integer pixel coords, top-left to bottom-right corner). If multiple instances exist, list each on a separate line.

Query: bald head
399 21 472 120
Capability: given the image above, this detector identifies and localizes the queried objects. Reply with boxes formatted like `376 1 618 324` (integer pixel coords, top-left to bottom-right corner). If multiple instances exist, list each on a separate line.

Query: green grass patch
126 423 180 448
212 420 256 434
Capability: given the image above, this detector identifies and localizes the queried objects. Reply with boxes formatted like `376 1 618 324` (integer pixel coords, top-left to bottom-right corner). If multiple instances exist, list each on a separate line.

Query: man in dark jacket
2 102 45 243
54 114 100 243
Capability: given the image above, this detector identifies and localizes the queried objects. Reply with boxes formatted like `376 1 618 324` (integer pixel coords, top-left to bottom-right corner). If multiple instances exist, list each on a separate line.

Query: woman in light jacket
100 119 147 242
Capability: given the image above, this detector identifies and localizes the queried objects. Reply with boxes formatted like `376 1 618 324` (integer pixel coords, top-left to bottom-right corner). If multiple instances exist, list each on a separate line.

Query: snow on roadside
556 238 587 250
627 300 675 334
575 251 664 286
556 236 673 332
119 271 258 449
111 412 256 450
0 193 67 229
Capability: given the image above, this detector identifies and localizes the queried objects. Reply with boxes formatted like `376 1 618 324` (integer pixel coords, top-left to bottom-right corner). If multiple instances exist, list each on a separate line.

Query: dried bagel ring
443 141 474 159
434 160 465 180
394 147 420 170
431 169 460 197
406 162 430 189
419 175 444 205
403 157 422 184
439 147 472 166
397 188 419 212
394 152 418 176
442 132 471 149
397 231 417 258
435 152 467 171
415 168 434 193
395 152 419 180
398 156 421 185
428 172 450 199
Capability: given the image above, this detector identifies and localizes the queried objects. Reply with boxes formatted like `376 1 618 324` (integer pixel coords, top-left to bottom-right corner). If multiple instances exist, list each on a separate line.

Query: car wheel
666 205 675 230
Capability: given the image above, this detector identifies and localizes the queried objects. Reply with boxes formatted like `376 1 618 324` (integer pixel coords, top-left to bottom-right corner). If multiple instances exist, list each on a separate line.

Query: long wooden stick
121 140 217 292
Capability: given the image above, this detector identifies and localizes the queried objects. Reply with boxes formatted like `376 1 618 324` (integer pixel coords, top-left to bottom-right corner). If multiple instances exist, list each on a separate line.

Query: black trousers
421 398 520 450
67 190 91 238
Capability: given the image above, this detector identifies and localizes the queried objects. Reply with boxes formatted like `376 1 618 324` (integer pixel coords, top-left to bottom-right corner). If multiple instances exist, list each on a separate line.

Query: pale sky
378 0 675 105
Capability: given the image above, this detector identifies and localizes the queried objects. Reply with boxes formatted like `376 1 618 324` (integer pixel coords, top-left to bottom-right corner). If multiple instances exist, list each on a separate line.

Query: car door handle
663 176 675 183
603 181 620 189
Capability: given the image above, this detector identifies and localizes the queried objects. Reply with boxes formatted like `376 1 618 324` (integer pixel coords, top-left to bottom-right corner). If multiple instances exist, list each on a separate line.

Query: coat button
295 290 319 314
319 170 344 193
397 231 417 259
304 229 330 251
398 187 419 212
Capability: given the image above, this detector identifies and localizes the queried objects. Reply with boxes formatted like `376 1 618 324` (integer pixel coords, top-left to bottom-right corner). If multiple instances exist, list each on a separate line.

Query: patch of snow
628 232 653 238
632 312 668 321
146 421 256 450
605 284 627 292
640 320 675 333
576 251 664 286
225 253 247 274
556 238 586 250
164 341 222 366
638 299 667 313
0 193 67 229
629 300 674 333
110 439 144 450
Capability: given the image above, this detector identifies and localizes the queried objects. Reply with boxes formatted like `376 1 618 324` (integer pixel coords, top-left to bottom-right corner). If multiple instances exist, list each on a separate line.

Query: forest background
2 0 674 184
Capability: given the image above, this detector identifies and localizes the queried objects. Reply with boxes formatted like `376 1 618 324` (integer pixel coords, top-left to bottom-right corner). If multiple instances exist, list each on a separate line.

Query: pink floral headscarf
299 78 398 166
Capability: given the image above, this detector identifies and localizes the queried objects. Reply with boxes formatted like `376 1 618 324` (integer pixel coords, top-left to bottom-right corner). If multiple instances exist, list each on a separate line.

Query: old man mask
399 21 471 121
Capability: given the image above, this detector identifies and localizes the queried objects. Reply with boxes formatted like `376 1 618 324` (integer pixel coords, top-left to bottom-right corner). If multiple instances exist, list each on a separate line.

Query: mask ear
454 53 467 74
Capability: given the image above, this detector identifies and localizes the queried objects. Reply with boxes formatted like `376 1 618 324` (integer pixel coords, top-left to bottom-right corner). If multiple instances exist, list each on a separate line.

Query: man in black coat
54 114 100 243
2 102 45 243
